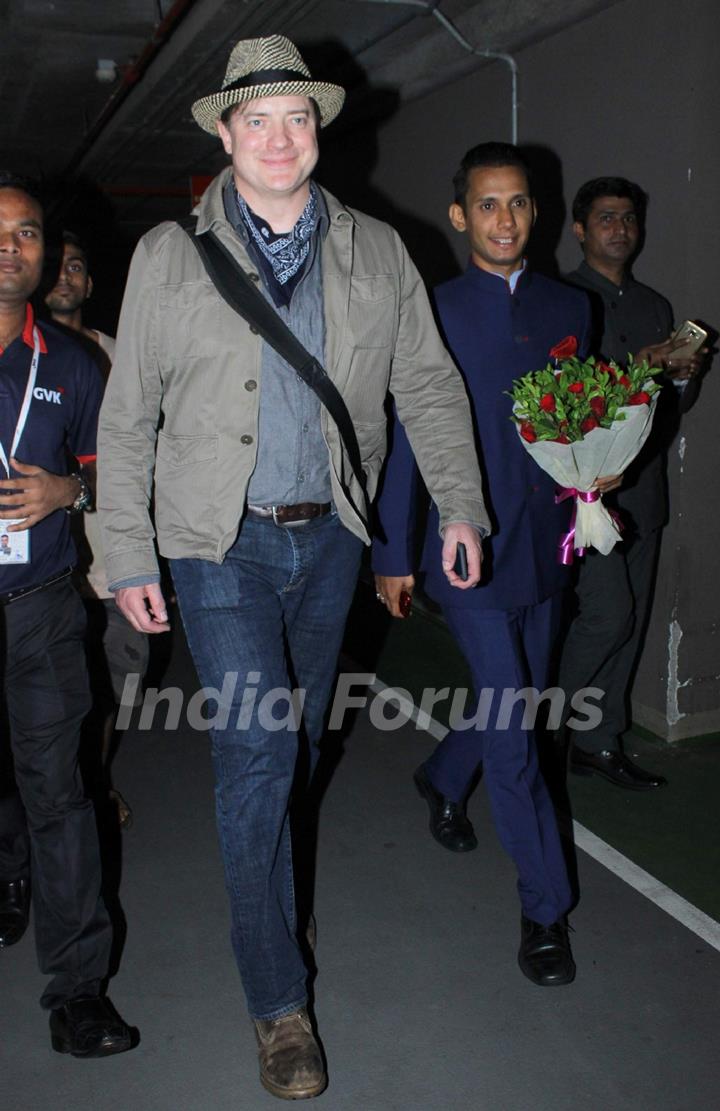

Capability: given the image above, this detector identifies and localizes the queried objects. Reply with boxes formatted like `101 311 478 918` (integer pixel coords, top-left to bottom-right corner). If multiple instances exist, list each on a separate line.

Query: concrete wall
323 0 719 740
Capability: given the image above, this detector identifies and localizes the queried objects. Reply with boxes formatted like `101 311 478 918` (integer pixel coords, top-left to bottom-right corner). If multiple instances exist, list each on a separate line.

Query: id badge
0 521 30 564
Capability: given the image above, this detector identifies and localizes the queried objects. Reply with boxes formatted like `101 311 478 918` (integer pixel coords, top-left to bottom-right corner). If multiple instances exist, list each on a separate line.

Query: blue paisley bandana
236 184 318 286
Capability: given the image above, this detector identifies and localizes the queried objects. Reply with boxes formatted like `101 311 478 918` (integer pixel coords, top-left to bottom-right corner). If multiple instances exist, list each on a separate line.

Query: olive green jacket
98 169 488 587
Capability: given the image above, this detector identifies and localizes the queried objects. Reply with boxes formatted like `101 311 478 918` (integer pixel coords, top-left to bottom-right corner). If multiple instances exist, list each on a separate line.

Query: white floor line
366 674 720 953
571 822 720 951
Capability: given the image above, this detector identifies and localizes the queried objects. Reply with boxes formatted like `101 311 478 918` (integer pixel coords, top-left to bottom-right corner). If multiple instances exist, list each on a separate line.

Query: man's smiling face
449 164 536 279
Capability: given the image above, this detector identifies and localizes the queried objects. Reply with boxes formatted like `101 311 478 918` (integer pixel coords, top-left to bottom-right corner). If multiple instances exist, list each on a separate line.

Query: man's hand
0 457 80 529
115 583 170 634
374 573 414 618
636 337 707 381
442 523 483 590
594 474 623 494
665 348 708 381
635 337 679 369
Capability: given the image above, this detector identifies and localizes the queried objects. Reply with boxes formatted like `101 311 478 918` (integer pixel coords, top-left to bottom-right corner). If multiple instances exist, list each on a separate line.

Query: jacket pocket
347 276 397 349
156 431 218 467
159 282 224 359
154 432 219 538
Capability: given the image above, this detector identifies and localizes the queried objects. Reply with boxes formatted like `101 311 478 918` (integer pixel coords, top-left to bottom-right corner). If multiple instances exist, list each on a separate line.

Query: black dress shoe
50 996 136 1057
0 877 30 948
518 915 576 986
413 764 477 852
570 745 668 790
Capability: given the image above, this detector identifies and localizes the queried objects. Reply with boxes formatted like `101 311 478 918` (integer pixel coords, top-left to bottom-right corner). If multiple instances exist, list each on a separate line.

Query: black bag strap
177 216 371 526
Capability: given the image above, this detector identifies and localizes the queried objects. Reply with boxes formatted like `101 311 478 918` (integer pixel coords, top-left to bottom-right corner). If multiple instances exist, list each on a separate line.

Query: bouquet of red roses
509 336 663 558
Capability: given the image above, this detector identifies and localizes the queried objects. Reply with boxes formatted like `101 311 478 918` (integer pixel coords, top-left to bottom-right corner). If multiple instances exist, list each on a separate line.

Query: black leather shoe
570 745 668 790
413 765 477 852
50 996 136 1057
0 877 30 948
518 915 576 986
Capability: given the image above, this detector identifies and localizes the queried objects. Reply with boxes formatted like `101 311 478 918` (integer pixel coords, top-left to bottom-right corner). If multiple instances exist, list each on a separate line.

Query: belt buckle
272 505 307 527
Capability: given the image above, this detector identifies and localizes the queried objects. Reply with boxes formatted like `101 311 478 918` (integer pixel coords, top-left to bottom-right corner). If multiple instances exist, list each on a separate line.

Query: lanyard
0 326 41 478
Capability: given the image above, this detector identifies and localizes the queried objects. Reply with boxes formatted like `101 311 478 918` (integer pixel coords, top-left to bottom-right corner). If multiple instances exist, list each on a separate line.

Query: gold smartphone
670 319 708 360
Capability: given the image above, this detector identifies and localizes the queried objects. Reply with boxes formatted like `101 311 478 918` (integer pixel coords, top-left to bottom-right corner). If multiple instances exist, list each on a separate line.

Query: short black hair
572 177 647 227
61 229 89 265
452 143 532 208
0 170 43 208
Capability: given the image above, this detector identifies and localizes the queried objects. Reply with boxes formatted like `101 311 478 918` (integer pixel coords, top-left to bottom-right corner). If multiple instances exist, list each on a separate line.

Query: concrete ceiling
1 0 621 231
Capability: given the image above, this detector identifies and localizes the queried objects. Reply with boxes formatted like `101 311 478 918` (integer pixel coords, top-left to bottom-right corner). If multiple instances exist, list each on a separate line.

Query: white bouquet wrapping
513 394 659 557
509 335 663 560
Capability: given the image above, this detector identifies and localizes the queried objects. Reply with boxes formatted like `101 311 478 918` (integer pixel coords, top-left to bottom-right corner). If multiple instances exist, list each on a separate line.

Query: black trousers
558 529 662 753
0 578 112 1008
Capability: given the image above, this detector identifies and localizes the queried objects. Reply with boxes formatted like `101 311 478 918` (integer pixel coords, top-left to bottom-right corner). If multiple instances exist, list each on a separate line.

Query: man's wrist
65 472 93 514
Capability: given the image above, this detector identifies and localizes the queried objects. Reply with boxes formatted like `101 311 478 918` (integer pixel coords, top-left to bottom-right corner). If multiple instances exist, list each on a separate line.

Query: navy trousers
424 595 572 926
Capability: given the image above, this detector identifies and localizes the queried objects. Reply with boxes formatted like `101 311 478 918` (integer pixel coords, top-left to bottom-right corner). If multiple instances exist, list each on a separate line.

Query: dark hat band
222 68 311 93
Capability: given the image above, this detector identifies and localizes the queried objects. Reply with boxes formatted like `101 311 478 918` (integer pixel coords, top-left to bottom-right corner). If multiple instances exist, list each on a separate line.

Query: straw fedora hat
191 35 345 134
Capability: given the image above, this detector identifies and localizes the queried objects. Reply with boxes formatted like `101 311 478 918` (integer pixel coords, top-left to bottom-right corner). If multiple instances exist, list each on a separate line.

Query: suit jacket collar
463 259 533 295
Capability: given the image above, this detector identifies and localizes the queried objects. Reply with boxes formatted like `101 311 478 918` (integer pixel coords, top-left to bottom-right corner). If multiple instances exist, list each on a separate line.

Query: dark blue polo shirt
0 304 104 593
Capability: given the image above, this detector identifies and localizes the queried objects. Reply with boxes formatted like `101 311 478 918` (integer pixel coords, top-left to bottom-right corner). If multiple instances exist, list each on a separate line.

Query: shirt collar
575 258 633 296
490 258 527 292
0 303 48 356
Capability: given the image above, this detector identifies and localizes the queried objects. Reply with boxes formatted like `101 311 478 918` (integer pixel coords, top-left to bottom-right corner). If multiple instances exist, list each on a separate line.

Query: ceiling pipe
62 0 200 178
361 0 519 144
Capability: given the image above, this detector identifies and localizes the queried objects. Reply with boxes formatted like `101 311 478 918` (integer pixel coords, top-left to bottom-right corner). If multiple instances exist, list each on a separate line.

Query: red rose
549 336 578 359
618 375 631 388
581 415 600 433
568 382 585 394
597 361 615 378
539 393 556 412
589 396 606 417
628 391 651 405
520 422 537 443
552 434 570 444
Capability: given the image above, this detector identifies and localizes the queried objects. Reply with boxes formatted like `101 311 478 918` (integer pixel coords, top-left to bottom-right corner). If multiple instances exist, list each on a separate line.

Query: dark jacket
567 260 698 536
373 263 591 610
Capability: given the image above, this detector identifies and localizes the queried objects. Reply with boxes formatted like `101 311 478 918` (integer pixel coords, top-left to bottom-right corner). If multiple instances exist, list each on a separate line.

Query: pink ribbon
555 487 623 565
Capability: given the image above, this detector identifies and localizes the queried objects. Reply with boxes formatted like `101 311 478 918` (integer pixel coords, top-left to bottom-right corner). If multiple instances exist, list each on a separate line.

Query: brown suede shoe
253 1008 327 1100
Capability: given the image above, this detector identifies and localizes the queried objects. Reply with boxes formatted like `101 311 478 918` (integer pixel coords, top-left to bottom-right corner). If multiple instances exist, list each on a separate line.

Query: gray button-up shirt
224 181 332 506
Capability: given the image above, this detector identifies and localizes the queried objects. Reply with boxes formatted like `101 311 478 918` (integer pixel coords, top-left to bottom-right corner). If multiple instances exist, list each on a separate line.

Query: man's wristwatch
66 472 93 514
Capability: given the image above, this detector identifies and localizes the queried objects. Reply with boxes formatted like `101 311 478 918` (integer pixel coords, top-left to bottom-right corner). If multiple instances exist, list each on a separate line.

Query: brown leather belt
246 502 332 526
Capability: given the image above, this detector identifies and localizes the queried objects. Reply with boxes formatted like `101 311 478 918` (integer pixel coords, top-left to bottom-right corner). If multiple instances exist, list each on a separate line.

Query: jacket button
248 273 260 283
249 324 259 334
244 380 257 391
240 434 254 445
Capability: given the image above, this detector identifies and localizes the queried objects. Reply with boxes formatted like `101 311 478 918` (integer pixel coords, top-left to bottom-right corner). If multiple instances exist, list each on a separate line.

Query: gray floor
3 652 720 1111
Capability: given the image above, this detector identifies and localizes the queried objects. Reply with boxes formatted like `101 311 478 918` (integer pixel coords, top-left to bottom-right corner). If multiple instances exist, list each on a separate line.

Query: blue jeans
170 512 363 1020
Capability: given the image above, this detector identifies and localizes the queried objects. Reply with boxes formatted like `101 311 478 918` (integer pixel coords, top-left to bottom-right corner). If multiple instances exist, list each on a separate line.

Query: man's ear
216 118 233 156
572 220 585 245
448 203 467 233
531 199 538 227
86 275 93 301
